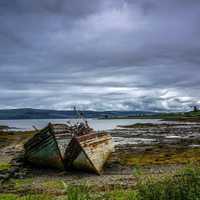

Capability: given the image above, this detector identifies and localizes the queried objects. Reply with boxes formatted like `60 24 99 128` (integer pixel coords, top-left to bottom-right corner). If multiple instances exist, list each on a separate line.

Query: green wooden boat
24 123 71 170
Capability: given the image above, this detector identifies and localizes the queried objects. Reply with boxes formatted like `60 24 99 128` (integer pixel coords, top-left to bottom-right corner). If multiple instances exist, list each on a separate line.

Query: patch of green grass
132 165 143 177
0 194 18 200
63 182 92 200
12 179 71 195
0 162 11 170
62 185 138 200
100 189 138 200
42 179 64 190
14 178 33 189
0 194 53 200
18 194 53 200
137 165 200 200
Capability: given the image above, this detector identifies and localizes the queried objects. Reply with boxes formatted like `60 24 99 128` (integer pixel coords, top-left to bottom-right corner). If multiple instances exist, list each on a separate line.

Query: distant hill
156 110 200 122
0 108 156 120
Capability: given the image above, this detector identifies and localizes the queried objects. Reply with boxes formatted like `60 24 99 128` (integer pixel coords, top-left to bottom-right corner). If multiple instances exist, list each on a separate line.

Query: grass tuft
63 182 91 200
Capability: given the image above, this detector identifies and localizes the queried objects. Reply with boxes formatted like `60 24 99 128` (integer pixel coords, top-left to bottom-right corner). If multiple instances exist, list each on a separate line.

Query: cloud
0 0 200 111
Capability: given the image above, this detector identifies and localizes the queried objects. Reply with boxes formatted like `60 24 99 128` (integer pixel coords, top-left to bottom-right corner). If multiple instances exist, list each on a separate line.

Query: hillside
0 108 155 120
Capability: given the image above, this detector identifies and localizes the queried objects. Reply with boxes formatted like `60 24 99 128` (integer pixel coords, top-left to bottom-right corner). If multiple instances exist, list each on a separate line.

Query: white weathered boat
64 132 114 174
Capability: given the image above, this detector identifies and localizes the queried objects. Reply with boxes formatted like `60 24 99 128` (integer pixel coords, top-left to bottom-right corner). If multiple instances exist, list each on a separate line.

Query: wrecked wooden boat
24 123 72 170
64 132 114 174
24 122 114 174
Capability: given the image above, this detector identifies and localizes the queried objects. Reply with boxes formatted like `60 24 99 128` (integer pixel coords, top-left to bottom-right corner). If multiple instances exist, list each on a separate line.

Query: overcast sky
0 0 200 111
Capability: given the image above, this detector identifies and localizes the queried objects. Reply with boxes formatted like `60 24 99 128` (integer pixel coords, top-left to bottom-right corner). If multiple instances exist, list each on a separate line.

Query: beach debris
24 121 114 174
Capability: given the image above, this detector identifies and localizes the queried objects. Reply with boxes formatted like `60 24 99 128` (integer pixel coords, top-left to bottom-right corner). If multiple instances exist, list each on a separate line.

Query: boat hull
24 126 64 170
64 133 114 174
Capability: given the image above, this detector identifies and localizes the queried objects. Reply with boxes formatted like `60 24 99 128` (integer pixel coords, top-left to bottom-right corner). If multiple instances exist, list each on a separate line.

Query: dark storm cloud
0 0 200 111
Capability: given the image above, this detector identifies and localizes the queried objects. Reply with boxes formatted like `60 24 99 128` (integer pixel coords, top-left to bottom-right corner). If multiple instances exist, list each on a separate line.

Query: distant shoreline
0 108 200 122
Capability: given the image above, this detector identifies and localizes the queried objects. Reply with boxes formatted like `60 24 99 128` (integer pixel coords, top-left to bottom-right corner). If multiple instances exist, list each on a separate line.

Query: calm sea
0 118 163 131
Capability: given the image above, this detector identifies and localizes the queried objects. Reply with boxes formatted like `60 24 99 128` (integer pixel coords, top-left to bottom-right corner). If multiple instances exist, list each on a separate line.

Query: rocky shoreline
0 122 200 194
